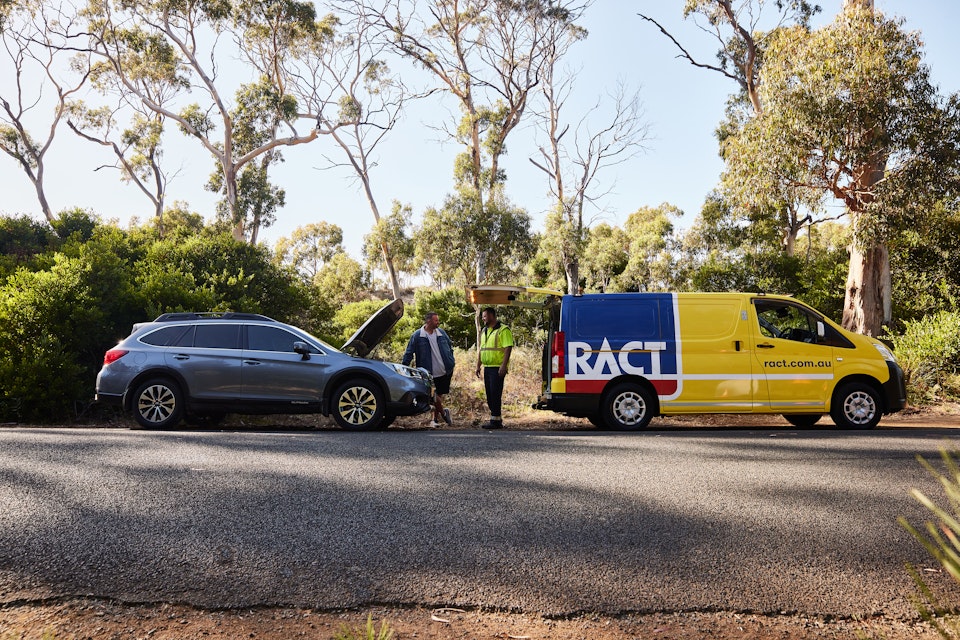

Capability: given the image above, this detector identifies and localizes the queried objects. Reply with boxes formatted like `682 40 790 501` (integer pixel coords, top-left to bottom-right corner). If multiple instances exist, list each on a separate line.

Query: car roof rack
153 312 276 322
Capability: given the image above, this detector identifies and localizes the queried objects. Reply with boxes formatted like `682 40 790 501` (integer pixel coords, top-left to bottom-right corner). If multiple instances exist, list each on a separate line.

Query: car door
241 325 329 405
165 323 243 400
751 299 836 411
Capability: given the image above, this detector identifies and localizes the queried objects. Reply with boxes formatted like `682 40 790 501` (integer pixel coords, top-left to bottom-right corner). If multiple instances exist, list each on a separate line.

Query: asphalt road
2 425 960 617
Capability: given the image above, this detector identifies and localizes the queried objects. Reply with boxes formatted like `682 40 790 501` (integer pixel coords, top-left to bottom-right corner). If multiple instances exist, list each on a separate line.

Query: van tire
602 383 654 430
783 414 821 428
830 382 881 429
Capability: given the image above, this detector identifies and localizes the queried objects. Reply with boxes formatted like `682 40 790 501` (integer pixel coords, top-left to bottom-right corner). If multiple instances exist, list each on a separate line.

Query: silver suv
95 299 434 430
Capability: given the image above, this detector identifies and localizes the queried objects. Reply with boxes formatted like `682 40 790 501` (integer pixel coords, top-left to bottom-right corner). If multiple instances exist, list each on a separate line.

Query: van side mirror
817 321 825 339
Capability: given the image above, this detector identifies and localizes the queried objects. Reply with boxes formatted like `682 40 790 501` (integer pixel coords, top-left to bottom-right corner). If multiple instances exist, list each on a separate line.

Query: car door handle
173 354 190 360
757 343 775 349
244 360 262 365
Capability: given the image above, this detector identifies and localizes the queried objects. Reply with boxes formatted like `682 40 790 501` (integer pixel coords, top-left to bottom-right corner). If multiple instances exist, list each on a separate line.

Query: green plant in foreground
333 614 394 640
899 448 960 638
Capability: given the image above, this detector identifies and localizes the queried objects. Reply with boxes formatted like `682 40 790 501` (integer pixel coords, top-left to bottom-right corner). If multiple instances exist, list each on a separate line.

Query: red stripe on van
565 379 677 396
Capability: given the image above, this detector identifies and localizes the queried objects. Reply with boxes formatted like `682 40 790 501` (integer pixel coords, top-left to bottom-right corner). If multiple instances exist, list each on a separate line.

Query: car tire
783 414 822 428
133 378 184 429
830 382 881 429
601 383 655 430
332 380 385 431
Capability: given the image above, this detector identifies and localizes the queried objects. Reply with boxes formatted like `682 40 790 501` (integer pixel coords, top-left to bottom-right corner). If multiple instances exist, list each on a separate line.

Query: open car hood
341 298 404 358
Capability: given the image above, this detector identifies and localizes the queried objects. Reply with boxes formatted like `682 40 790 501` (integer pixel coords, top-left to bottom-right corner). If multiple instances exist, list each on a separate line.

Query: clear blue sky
2 1 958 260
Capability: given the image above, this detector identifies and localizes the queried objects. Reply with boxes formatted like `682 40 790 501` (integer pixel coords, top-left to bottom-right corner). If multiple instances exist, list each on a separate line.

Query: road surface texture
2 409 960 639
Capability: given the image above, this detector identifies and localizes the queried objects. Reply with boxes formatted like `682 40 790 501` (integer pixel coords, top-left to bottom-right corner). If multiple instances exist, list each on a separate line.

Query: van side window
754 301 819 343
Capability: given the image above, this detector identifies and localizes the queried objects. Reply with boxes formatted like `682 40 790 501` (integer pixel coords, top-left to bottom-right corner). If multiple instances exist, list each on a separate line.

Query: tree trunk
564 259 579 295
361 179 402 300
842 231 890 337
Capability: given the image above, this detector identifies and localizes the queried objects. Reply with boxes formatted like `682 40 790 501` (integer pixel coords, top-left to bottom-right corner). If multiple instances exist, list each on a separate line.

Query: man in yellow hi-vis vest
474 306 514 429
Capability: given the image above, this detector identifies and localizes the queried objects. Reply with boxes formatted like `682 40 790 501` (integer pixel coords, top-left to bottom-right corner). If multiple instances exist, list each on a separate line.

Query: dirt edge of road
0 598 948 640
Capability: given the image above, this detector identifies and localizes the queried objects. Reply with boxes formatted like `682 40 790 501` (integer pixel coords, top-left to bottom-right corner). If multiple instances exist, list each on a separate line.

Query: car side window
247 325 316 353
193 324 240 349
140 325 192 346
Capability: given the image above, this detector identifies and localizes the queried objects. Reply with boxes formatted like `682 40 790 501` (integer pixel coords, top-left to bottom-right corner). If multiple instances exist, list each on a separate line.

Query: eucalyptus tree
307 1 421 299
82 0 345 242
369 0 585 281
274 220 345 281
530 70 648 293
1 1 91 224
413 189 534 288
722 5 960 335
361 201 416 291
641 1 822 256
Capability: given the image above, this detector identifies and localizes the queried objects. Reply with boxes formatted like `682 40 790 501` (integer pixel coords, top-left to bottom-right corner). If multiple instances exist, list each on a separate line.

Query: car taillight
551 331 565 378
103 349 128 365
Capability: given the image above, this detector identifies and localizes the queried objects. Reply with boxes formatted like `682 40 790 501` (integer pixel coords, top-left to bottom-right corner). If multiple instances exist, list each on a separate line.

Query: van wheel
830 382 881 429
783 414 821 428
133 378 184 429
602 383 654 430
332 380 384 431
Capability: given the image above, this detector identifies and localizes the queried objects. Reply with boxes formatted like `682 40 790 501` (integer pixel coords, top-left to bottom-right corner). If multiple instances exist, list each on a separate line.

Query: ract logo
565 338 681 397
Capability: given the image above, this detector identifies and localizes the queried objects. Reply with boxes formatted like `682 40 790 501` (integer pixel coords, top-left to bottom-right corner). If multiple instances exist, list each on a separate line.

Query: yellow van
466 286 907 430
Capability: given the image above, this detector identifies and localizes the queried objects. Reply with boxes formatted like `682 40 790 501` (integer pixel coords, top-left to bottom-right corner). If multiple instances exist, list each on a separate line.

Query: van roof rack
153 312 276 322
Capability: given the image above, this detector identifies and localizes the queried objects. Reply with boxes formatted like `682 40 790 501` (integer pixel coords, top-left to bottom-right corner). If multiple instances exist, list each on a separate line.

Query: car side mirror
293 341 311 360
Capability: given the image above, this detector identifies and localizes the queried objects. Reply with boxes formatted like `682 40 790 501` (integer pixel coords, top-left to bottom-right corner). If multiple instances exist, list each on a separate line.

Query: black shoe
481 420 503 429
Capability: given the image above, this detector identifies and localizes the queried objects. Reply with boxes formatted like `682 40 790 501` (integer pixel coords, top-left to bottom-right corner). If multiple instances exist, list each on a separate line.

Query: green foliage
0 214 58 278
333 614 394 640
408 287 477 349
899 449 960 638
136 233 307 319
891 200 960 324
413 188 534 287
888 312 960 404
51 208 99 243
0 246 135 421
313 253 370 305
328 299 398 353
362 202 416 283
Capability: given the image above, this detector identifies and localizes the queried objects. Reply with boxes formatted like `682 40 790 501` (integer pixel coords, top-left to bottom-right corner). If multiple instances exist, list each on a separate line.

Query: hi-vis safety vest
479 323 513 367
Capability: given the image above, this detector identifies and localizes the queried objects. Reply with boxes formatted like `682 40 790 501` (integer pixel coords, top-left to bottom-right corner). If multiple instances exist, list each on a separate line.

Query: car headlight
388 363 430 380
873 342 897 363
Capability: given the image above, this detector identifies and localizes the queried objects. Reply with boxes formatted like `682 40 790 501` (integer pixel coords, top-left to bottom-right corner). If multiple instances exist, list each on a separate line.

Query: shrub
899 449 960 638
888 311 960 404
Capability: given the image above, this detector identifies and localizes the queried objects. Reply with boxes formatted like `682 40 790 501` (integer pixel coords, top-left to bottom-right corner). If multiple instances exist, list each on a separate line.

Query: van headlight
873 342 897 363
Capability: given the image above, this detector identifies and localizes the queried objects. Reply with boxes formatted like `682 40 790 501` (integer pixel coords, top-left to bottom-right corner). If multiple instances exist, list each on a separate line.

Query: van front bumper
883 362 908 413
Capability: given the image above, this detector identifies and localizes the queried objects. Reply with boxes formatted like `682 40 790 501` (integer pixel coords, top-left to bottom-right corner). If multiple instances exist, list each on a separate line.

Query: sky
2 1 959 261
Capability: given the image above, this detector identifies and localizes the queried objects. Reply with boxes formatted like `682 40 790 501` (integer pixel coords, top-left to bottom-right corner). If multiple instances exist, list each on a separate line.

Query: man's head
481 307 497 327
424 311 439 331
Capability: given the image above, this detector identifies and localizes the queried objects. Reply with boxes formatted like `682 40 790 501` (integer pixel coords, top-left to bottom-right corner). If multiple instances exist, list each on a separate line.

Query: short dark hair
481 307 497 317
423 311 438 322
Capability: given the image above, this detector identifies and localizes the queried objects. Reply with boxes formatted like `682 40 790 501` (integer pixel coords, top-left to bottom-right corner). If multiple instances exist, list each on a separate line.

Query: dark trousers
483 367 506 419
